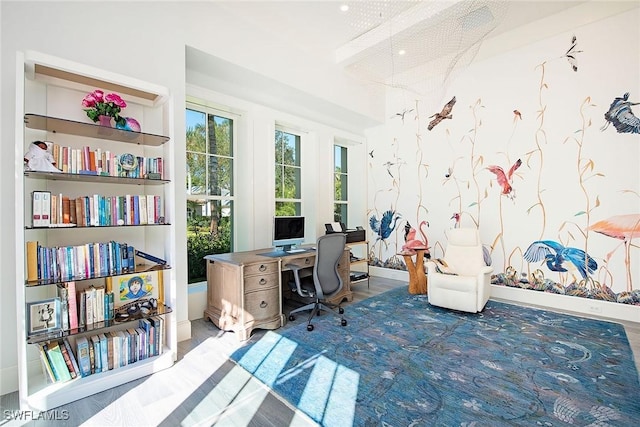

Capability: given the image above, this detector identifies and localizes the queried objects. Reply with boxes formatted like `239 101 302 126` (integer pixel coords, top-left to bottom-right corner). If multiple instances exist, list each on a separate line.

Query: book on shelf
66 281 78 331
58 339 77 379
38 344 56 383
26 241 38 282
99 333 109 372
57 285 69 331
106 333 115 370
90 335 101 374
136 327 147 361
62 338 80 379
44 341 72 382
76 336 91 377
32 191 51 227
134 249 167 266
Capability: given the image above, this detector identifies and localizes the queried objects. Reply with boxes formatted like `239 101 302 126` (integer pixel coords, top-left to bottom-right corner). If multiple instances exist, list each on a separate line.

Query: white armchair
426 228 493 313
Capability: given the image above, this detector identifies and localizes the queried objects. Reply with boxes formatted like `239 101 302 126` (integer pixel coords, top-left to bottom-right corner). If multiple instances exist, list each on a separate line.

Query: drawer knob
259 278 267 285
259 264 267 272
304 258 311 265
260 301 268 308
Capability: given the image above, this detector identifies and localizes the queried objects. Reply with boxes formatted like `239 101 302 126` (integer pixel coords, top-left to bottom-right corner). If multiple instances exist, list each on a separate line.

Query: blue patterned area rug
229 286 640 426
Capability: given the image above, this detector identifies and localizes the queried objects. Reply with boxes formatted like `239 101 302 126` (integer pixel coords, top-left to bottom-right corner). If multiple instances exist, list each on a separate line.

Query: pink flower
104 93 126 108
82 89 128 126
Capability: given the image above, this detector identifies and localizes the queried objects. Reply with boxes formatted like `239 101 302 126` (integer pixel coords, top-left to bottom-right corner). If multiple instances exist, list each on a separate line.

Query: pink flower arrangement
82 90 127 126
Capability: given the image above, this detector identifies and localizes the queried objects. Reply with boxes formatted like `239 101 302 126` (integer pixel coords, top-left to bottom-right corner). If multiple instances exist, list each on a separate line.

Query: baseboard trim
0 365 18 395
491 285 640 324
369 268 639 324
177 319 192 342
369 266 408 281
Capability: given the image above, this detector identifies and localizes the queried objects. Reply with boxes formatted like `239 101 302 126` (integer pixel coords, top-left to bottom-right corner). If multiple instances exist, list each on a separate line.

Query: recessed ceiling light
398 49 406 56
340 4 349 12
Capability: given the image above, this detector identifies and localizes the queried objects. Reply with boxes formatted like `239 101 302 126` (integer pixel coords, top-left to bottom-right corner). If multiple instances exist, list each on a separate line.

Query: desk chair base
288 300 347 331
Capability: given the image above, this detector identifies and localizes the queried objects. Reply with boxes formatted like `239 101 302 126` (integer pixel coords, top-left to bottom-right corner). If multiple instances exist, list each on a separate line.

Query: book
58 285 69 331
99 333 108 372
26 241 38 281
58 339 77 379
150 316 163 356
38 343 56 383
107 333 115 370
66 282 78 331
95 287 105 323
134 249 167 266
90 335 101 373
45 341 72 382
62 338 80 379
126 328 139 363
32 191 43 227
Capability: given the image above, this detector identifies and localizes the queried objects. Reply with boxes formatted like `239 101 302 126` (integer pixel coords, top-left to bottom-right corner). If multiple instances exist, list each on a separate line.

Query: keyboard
286 249 306 254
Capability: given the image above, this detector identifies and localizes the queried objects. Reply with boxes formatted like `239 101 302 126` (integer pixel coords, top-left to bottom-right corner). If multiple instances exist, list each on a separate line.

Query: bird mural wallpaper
601 92 640 134
366 13 640 310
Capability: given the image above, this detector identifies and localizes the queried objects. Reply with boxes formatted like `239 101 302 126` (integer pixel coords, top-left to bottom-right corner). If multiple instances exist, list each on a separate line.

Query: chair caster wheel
341 319 347 326
307 324 314 331
288 315 295 321
338 307 344 314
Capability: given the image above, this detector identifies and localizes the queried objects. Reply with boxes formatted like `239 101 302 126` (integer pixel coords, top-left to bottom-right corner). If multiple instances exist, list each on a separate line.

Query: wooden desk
204 246 352 341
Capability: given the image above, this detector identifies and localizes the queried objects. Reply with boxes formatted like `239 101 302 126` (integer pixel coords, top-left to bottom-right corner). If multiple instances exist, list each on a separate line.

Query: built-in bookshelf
15 51 175 411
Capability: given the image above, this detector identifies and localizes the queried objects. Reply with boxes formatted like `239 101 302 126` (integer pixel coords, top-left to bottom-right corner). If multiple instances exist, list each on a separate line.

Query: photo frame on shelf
26 297 61 335
106 270 163 308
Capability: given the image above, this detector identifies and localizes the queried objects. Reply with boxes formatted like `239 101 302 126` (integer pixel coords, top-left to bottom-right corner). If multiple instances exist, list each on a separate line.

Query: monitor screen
273 216 305 251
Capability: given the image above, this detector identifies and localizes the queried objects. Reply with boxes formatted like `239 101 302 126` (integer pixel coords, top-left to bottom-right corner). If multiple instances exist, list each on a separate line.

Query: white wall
0 2 379 395
365 5 640 320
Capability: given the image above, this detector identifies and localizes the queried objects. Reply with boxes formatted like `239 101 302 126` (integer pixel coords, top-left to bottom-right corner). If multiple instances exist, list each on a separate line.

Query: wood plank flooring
1 277 638 426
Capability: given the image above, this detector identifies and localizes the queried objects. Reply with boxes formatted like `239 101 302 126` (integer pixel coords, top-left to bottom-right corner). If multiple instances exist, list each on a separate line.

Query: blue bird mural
601 92 640 134
523 240 597 281
370 210 401 246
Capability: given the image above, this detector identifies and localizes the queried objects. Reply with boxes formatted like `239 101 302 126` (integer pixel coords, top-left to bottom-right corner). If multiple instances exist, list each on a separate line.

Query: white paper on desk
330 222 343 232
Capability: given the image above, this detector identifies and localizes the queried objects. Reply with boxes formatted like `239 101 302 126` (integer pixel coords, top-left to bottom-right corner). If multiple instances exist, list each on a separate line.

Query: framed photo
106 270 164 308
26 298 61 335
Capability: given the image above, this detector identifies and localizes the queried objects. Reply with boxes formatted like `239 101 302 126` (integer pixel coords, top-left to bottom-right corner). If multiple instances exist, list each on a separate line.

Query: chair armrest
285 263 313 296
425 261 439 275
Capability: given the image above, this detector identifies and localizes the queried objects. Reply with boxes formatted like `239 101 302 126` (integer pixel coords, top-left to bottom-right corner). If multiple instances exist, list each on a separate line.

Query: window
186 105 235 283
275 128 301 216
334 145 348 225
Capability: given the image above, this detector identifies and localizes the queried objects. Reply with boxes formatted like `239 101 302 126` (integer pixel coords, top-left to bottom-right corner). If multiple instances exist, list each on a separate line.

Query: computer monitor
273 216 305 251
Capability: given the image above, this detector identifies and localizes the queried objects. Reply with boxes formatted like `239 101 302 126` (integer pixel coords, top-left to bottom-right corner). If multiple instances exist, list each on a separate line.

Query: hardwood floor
1 277 638 426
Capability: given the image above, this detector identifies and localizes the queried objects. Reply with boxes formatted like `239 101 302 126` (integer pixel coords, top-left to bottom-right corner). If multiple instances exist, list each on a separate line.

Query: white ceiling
214 1 590 85
188 1 638 129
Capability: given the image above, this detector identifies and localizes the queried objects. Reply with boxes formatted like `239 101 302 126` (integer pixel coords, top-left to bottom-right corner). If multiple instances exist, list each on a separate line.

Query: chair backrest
444 228 485 276
313 233 346 298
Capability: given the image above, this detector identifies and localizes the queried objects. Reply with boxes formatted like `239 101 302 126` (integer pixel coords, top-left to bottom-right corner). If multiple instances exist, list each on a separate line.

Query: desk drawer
244 288 280 321
244 262 278 277
244 272 279 292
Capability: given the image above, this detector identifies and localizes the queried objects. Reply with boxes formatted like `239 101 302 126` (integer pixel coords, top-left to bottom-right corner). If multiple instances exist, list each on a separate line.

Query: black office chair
286 233 348 331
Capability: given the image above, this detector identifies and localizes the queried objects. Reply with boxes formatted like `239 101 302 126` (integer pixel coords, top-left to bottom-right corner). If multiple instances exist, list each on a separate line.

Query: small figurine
24 141 60 173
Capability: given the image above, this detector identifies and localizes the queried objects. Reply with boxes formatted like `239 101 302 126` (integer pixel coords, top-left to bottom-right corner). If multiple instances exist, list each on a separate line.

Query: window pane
283 166 300 199
208 156 233 196
335 173 348 201
335 145 347 173
187 199 233 283
276 130 300 166
276 201 300 216
275 165 283 198
186 109 206 152
186 152 206 195
209 115 233 157
334 203 347 224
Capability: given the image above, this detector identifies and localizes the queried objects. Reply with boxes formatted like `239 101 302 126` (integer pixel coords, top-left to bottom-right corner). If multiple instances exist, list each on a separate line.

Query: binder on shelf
32 191 51 227
134 249 167 266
